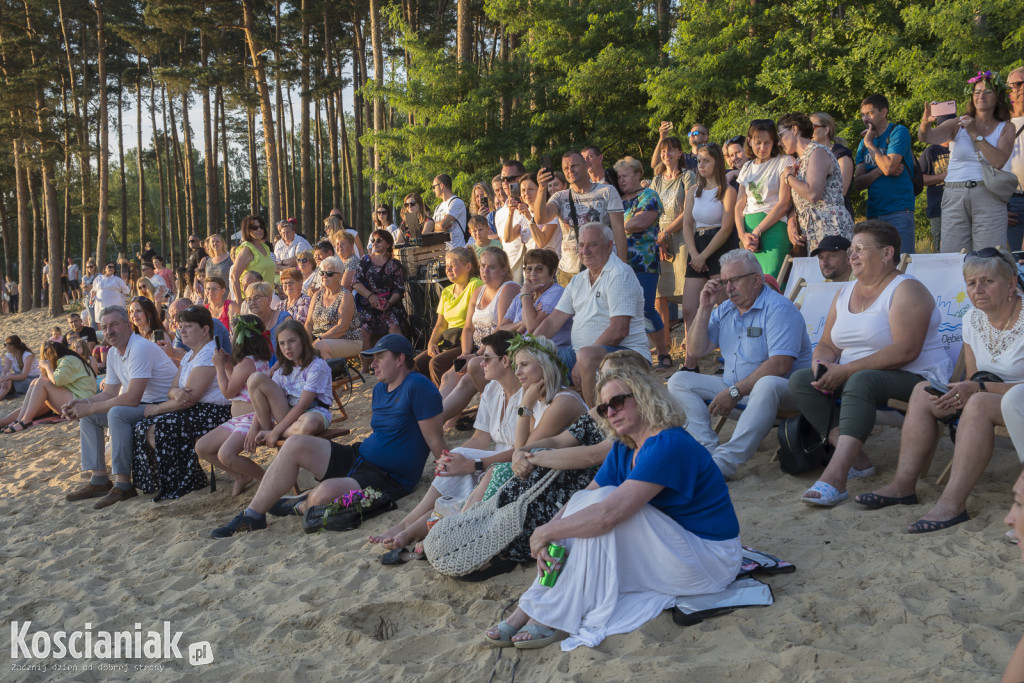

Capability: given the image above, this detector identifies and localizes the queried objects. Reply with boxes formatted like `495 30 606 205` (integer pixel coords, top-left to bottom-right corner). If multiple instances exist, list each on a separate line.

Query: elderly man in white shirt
63 306 178 510
534 222 649 405
274 219 313 270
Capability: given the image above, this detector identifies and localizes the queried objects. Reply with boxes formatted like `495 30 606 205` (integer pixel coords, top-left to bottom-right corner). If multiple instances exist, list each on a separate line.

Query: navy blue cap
360 333 415 359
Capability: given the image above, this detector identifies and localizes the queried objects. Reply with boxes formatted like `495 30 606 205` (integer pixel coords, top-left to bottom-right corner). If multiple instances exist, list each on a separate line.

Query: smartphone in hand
931 100 956 117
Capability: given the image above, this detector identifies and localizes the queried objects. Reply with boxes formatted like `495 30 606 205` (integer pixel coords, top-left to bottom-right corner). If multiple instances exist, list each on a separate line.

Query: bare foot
231 475 253 497
368 522 407 545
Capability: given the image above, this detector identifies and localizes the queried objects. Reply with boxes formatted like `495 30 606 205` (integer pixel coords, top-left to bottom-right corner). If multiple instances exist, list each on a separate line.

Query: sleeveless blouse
793 141 854 253
472 280 518 345
204 255 233 284
232 356 271 403
830 274 951 384
240 241 276 289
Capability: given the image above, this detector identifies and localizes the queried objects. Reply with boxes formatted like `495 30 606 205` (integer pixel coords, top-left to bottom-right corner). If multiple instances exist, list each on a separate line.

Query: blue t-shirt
918 143 949 219
854 123 915 216
594 427 739 541
707 285 812 387
359 372 443 492
503 283 573 348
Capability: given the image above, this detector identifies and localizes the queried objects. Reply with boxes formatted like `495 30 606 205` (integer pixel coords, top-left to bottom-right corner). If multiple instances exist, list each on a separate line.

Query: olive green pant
789 367 925 442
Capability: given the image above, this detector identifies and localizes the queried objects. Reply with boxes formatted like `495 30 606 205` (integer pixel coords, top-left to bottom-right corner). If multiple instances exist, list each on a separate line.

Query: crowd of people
2 73 1024 665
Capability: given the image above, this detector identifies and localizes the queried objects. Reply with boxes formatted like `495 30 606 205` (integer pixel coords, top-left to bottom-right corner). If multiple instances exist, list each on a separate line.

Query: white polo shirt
274 235 313 264
554 254 650 360
105 333 178 404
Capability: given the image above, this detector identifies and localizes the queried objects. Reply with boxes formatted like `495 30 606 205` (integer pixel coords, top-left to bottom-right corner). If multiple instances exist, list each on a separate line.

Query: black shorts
319 441 409 501
68 279 80 292
685 227 740 278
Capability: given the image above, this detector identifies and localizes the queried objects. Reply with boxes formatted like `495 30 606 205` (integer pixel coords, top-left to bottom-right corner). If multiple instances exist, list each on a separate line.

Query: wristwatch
728 385 741 399
474 458 483 472
975 134 984 142
518 406 534 417
978 381 987 392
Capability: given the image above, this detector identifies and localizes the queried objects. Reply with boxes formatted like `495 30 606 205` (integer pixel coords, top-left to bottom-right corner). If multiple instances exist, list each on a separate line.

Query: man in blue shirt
667 249 812 479
854 94 917 254
211 334 447 538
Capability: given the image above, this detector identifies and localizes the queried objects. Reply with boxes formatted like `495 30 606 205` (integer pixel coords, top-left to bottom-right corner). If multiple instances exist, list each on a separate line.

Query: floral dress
624 188 664 275
495 413 607 563
287 294 311 325
794 141 855 253
355 256 408 335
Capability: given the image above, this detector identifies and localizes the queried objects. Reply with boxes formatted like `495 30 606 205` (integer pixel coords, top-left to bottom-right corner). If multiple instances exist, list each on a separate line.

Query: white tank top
830 274 950 383
472 280 517 344
692 186 724 228
946 123 1007 183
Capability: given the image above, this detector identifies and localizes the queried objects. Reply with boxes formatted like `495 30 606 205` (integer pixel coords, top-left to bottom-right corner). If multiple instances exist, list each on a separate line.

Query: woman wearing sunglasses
295 249 317 296
246 281 291 365
372 205 405 245
229 215 276 303
859 247 1024 533
484 363 740 650
305 256 361 360
400 192 435 238
352 230 408 372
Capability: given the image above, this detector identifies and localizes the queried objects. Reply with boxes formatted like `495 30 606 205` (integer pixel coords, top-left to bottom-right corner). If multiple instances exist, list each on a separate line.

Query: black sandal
1 419 29 434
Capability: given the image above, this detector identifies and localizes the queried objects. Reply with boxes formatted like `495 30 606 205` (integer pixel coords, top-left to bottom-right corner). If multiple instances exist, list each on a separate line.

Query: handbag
776 415 833 475
439 326 463 348
976 151 1018 203
422 468 561 576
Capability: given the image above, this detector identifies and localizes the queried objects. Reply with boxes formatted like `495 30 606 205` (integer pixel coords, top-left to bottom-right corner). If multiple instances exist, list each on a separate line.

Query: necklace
979 295 1023 358
854 272 896 312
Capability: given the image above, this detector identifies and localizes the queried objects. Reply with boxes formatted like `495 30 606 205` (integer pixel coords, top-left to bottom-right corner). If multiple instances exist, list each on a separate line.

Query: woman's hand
511 449 535 479
658 120 673 141
427 341 441 357
689 253 707 273
739 231 759 252
529 523 560 576
143 404 157 418
934 381 981 412
522 381 544 412
255 428 279 447
787 218 805 248
434 450 474 477
243 426 261 454
810 361 851 394
921 100 934 125
212 348 228 368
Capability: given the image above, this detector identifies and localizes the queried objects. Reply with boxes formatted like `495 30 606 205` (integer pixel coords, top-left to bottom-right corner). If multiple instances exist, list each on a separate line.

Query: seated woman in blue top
484 364 742 652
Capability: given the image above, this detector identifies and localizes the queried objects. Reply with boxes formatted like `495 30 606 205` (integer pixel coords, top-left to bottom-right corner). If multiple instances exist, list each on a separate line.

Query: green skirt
743 212 790 279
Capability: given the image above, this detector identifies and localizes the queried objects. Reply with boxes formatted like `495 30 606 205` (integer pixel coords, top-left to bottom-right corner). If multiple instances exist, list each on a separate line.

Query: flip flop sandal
512 624 559 650
801 481 848 507
739 547 796 577
484 620 519 648
854 491 919 509
379 548 425 566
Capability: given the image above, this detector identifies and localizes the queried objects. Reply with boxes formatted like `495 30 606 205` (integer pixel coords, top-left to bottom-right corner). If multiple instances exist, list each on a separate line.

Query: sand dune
1 307 1021 681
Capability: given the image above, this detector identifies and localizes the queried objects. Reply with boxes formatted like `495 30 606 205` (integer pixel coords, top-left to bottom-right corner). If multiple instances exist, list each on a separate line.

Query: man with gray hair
667 249 812 479
1005 66 1024 251
63 305 178 509
535 222 649 405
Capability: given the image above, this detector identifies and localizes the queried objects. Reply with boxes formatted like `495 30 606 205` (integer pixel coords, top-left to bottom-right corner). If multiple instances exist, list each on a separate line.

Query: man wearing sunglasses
667 249 812 480
686 124 709 169
1006 66 1024 252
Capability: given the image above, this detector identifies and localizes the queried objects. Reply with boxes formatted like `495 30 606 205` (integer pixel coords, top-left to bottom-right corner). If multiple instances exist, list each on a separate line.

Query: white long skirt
518 486 742 651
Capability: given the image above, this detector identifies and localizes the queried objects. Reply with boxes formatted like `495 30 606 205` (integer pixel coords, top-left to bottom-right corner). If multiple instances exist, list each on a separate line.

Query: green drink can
539 543 567 587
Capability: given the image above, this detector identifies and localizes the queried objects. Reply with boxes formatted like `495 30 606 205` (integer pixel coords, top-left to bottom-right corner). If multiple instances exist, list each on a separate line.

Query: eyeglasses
500 175 521 182
966 247 1014 266
687 131 705 138
404 201 417 207
375 209 387 214
188 239 198 244
596 393 635 419
479 354 500 363
719 272 758 287
251 225 265 231
847 244 884 257
320 271 340 277
431 183 443 189
296 257 310 263
282 279 299 286
370 238 386 244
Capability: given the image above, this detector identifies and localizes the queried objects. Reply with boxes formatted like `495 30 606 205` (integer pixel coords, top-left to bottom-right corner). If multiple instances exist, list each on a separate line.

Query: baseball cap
360 333 415 359
810 235 852 257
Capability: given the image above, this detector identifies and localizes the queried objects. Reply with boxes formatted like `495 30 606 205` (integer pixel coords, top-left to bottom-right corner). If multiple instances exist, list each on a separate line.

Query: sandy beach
1 306 1022 682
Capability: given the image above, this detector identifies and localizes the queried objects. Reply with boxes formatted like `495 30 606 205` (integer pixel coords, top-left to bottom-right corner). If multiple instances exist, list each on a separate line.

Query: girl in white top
92 262 131 322
679 142 740 371
195 314 275 496
0 335 39 399
734 120 795 278
918 72 1016 252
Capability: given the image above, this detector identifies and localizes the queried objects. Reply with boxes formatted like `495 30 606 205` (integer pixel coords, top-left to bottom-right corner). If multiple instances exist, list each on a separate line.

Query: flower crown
966 70 1007 98
505 333 568 379
232 316 263 348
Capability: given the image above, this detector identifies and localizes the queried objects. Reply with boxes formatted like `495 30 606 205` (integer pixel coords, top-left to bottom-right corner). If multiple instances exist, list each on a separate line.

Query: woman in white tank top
917 73 1016 252
790 223 951 507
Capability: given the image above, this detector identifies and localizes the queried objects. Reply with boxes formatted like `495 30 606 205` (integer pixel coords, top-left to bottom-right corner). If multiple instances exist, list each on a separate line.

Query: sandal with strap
484 620 520 648
1 419 29 434
657 354 673 369
512 624 560 650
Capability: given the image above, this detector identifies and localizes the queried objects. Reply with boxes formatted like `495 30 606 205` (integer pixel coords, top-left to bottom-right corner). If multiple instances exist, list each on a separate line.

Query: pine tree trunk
0 192 12 280
219 86 231 235
14 138 33 312
350 17 365 231
137 57 146 253
150 72 166 256
248 108 259 217
456 0 470 64
300 0 313 236
117 73 128 256
29 170 44 307
243 0 281 225
369 0 384 201
61 82 72 268
314 97 323 221
94 0 110 265
202 34 219 239
325 13 341 211
339 89 354 221
181 88 199 248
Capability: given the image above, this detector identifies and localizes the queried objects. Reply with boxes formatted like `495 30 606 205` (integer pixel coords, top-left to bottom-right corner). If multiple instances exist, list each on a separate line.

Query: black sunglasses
596 393 634 419
404 201 417 207
296 257 310 263
966 247 1014 266
500 175 521 182
320 271 340 277
725 135 744 146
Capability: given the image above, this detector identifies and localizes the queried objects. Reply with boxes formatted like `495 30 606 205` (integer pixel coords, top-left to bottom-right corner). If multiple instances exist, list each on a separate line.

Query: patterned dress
496 414 608 563
794 141 855 253
624 188 665 275
355 256 408 335
131 344 232 500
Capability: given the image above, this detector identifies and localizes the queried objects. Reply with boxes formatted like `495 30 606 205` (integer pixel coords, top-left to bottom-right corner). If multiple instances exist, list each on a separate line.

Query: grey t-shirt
550 183 623 273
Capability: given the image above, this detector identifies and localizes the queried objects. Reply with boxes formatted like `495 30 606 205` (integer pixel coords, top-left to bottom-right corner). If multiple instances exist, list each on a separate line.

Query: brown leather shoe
66 480 113 502
93 485 139 510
